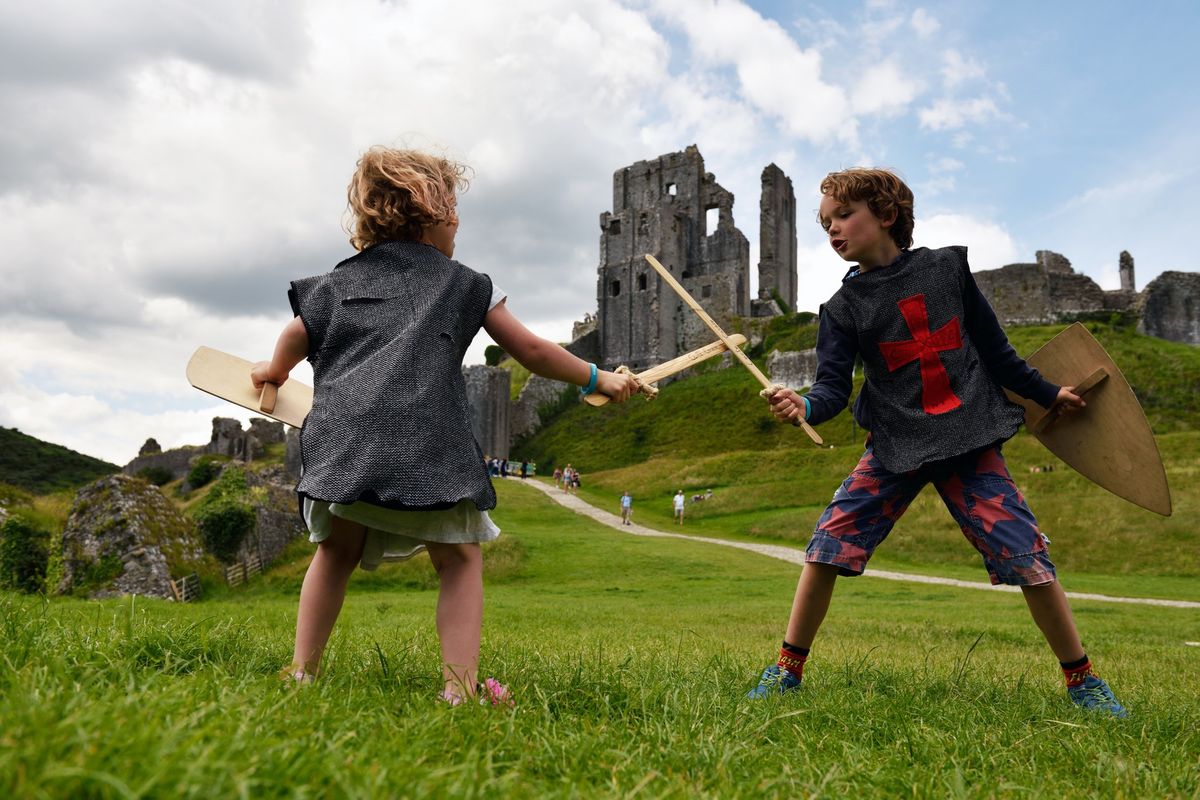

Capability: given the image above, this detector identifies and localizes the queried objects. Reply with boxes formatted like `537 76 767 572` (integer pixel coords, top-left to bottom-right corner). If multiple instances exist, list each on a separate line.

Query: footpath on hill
515 478 1200 611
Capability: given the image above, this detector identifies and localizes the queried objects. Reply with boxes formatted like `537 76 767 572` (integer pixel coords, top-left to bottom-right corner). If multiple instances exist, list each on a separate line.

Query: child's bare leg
784 562 840 647
1020 580 1086 662
292 516 366 674
426 541 484 698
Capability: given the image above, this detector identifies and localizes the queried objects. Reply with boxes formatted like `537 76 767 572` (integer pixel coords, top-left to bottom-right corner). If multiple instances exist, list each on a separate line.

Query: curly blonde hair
345 147 470 251
819 168 915 249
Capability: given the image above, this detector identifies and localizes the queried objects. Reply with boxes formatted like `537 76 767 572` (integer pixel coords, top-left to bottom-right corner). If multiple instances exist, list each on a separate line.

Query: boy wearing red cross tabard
748 168 1127 717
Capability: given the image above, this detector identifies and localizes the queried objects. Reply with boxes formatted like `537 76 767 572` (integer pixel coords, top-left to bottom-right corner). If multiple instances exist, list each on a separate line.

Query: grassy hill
0 427 119 493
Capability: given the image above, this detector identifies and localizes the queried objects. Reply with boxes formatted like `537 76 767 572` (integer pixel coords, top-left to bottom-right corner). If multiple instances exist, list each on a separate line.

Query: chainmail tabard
822 246 1026 473
289 240 496 510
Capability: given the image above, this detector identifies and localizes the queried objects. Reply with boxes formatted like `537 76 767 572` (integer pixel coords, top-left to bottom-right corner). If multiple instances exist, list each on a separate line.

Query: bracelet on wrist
579 362 598 396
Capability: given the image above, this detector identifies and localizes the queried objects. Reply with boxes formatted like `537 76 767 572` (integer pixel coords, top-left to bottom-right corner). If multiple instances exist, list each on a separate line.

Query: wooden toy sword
642 254 823 445
583 334 749 406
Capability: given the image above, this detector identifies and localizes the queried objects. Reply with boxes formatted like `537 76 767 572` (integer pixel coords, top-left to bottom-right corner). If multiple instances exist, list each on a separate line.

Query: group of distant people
485 456 532 479
553 464 580 494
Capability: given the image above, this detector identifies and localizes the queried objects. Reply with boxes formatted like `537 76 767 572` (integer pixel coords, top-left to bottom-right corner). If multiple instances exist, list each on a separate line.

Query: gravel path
517 478 1200 610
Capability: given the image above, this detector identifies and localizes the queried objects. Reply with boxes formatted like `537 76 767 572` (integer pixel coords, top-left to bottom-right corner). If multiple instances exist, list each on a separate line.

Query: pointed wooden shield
186 346 312 429
1004 323 1171 516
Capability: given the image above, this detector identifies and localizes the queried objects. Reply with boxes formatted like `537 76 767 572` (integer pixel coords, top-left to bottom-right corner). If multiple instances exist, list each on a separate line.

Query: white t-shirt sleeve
489 283 508 310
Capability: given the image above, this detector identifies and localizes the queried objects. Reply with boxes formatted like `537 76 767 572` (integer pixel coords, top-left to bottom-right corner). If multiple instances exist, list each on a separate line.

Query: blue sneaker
746 664 801 698
1068 675 1128 718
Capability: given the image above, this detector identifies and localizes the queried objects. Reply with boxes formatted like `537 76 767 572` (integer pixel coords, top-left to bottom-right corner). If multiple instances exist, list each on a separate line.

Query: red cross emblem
878 293 963 415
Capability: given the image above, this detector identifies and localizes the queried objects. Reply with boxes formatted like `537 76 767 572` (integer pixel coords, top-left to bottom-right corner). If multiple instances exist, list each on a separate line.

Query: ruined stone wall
974 262 1057 325
759 163 797 312
1139 271 1200 344
767 349 818 390
974 251 1106 325
463 365 510 458
596 145 749 372
511 375 573 442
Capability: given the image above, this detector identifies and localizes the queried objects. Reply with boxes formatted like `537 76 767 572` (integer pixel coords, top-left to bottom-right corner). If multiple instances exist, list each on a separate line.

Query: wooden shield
186 346 312 429
1004 323 1171 516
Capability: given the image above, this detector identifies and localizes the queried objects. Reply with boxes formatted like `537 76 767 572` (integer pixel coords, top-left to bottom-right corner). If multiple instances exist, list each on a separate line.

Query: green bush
0 515 50 594
484 344 507 366
192 467 254 564
187 456 224 489
136 466 173 486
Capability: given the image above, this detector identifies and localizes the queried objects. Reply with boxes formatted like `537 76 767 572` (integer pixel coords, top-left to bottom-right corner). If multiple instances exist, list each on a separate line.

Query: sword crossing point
642 254 823 445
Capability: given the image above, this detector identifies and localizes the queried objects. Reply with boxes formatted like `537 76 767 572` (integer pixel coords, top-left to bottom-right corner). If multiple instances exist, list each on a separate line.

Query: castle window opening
706 206 719 235
609 219 621 235
610 280 621 297
701 284 712 298
667 183 677 196
637 273 647 291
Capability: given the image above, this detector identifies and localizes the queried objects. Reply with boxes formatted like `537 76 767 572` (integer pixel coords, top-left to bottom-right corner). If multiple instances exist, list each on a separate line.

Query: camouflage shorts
806 444 1056 586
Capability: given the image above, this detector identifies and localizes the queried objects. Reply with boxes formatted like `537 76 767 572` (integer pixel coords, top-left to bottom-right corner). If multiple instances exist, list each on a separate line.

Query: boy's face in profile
818 195 894 266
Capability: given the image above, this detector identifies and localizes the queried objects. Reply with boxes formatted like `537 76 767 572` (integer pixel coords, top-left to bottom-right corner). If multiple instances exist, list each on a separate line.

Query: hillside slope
0 427 119 493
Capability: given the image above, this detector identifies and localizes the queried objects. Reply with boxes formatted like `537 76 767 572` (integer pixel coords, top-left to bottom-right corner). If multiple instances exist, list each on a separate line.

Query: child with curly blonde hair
253 146 639 704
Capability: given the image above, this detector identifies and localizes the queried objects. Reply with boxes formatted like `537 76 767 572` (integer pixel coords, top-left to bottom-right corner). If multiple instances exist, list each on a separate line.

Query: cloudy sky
2 0 1197 465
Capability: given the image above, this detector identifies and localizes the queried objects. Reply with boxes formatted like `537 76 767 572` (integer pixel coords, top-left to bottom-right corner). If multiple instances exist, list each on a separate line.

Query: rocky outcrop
511 375 573 442
59 474 213 599
242 466 305 566
1139 271 1200 345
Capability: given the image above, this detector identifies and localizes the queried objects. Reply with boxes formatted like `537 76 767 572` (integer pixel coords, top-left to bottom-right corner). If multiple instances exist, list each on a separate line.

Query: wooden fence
168 573 201 602
224 553 263 587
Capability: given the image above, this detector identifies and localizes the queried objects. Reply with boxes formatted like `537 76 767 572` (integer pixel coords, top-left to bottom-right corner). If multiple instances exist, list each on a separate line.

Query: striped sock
1060 654 1094 687
777 640 809 681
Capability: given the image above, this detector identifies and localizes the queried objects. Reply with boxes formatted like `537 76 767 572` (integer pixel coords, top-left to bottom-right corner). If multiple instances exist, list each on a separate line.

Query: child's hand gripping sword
642 254 823 445
583 334 749 407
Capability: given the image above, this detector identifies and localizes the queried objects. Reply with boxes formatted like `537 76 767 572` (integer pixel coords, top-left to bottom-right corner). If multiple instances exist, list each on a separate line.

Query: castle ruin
594 145 794 371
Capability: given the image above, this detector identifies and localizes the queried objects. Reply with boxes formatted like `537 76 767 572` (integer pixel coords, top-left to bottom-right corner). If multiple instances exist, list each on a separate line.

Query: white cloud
851 61 922 117
915 213 1021 270
910 8 941 38
941 49 986 89
918 96 1000 131
651 0 856 146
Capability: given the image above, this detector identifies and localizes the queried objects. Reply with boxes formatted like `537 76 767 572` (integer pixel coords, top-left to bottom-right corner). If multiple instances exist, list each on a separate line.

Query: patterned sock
777 640 809 681
1060 654 1094 687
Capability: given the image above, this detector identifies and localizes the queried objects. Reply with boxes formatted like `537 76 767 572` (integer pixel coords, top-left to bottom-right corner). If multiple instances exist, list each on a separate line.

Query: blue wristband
580 362 598 396
802 395 811 420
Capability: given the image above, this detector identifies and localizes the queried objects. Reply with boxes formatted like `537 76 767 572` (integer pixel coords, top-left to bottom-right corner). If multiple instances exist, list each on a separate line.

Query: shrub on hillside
187 456 224 489
192 467 255 564
136 466 174 486
0 515 50 594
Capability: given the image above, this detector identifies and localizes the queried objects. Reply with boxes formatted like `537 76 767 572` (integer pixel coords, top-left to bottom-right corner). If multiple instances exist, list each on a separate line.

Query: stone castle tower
594 145 795 371
758 163 798 312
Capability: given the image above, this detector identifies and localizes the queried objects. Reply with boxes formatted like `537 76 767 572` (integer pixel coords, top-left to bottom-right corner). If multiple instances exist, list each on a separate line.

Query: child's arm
767 308 856 424
483 301 639 402
251 316 309 390
961 268 1064 409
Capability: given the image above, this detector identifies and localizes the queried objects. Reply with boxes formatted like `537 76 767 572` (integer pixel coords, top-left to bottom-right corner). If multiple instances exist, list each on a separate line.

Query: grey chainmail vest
288 240 496 510
823 246 1025 473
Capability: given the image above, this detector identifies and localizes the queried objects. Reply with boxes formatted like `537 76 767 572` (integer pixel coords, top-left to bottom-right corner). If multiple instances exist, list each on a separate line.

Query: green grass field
3 481 1198 798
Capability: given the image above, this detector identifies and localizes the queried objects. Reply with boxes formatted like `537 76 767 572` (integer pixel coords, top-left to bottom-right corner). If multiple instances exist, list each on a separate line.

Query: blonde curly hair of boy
346 147 471 251
819 168 915 249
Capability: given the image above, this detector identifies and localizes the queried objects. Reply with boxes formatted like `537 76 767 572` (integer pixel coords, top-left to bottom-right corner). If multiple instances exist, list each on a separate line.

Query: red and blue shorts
806 443 1056 586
